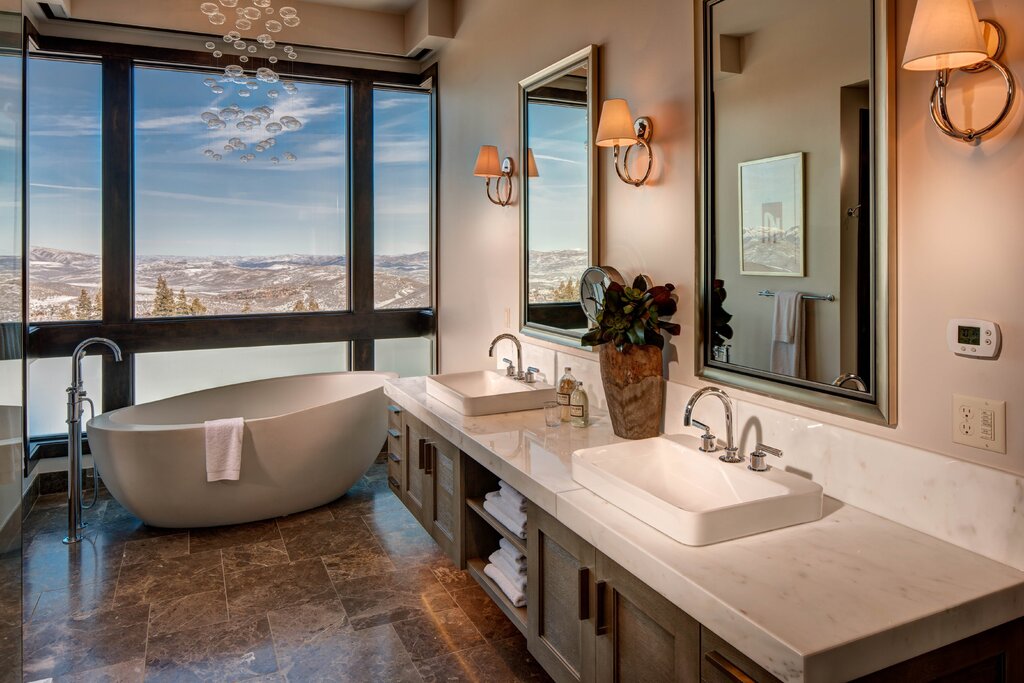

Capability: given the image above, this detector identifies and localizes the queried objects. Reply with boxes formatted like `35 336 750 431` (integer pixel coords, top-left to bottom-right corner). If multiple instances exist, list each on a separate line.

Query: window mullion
350 79 374 369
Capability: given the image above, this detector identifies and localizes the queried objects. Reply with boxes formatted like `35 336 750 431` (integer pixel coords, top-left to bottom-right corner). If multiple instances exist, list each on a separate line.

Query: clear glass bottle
570 381 589 428
557 367 576 422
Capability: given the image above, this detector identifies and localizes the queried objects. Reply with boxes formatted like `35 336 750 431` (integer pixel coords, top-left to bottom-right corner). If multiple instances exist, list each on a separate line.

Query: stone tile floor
20 462 552 682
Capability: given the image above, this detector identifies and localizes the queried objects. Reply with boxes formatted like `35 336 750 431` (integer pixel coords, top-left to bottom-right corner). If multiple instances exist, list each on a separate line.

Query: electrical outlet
952 394 1006 453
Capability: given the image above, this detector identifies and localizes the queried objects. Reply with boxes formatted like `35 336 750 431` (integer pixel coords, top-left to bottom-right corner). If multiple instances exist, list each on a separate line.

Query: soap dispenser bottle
557 367 576 422
570 381 589 428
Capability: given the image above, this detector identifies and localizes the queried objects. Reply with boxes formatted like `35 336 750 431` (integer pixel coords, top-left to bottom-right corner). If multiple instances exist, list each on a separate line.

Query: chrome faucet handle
690 419 719 453
749 443 783 472
501 358 516 377
524 367 540 384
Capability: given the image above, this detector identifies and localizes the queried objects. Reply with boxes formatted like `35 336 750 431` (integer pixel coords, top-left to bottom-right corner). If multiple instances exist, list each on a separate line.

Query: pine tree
175 288 189 315
151 276 176 317
550 278 577 302
189 297 208 316
307 298 320 311
75 289 93 319
292 299 307 312
241 301 252 314
57 303 73 320
93 291 103 317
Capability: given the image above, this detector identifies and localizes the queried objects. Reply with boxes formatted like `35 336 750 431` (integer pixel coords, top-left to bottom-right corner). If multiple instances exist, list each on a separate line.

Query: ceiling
303 0 419 14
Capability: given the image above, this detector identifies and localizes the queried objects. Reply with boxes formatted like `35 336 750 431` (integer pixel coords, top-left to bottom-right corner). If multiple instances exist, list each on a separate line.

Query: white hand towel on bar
769 291 807 379
489 550 527 591
205 417 244 482
498 480 527 511
484 563 527 607
499 538 527 568
483 497 527 539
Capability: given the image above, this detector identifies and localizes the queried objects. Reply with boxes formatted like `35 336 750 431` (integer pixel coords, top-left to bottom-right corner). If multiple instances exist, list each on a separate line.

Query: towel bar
757 290 835 302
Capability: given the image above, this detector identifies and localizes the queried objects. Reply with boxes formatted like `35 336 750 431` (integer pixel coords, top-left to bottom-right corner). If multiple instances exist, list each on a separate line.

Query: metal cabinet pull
594 580 608 635
705 651 756 683
387 476 400 489
387 428 401 439
387 405 402 414
424 443 434 475
387 452 401 463
577 567 590 621
417 439 426 470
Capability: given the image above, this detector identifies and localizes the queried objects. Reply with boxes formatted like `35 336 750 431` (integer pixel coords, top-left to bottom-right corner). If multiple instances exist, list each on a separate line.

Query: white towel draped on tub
770 291 806 378
205 417 244 482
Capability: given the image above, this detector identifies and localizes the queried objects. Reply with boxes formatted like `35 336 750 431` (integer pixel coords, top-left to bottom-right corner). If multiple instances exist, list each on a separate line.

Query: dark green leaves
581 273 681 352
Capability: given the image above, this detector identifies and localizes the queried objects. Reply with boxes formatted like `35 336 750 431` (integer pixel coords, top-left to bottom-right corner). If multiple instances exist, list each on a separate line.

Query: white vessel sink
572 434 823 546
425 371 556 416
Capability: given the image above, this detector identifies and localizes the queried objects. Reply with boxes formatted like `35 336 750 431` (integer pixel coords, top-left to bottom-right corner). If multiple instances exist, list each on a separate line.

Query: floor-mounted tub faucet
683 386 741 463
488 333 524 380
65 337 123 545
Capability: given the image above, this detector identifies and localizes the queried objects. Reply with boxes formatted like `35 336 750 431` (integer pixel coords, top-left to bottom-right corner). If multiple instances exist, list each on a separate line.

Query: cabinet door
527 502 597 683
402 417 430 523
426 436 462 565
595 552 699 683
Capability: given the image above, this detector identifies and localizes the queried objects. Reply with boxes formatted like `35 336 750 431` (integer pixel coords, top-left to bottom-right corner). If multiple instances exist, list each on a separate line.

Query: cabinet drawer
387 404 403 431
701 628 779 683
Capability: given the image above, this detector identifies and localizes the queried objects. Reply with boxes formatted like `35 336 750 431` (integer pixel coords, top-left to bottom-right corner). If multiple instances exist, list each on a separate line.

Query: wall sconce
595 98 654 187
473 145 515 206
902 0 1015 143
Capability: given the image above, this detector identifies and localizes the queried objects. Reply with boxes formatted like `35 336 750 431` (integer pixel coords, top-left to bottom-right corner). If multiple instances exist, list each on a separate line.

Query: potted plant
581 275 680 439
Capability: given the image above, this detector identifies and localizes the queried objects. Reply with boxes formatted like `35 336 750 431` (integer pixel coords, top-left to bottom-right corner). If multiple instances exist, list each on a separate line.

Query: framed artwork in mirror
738 152 804 277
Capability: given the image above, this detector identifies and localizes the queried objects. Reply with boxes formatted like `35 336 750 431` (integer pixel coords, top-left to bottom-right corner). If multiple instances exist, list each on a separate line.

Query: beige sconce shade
902 0 987 71
473 145 502 177
526 148 539 177
595 99 638 147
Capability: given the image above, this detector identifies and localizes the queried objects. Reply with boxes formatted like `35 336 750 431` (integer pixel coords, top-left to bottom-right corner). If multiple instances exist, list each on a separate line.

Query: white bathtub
88 371 395 528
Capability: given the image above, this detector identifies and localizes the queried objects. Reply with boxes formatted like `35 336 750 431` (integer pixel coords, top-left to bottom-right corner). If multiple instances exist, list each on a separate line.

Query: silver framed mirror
519 45 599 346
696 0 896 424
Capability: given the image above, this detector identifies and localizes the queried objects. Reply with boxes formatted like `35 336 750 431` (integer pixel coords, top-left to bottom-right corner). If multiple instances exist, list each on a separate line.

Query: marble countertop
383 377 1024 682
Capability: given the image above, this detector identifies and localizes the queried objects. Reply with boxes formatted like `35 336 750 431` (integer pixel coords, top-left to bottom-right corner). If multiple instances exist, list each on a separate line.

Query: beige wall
435 0 1024 476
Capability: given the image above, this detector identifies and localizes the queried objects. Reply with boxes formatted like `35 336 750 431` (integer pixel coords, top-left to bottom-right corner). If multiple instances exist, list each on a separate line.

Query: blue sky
28 58 430 258
526 100 588 253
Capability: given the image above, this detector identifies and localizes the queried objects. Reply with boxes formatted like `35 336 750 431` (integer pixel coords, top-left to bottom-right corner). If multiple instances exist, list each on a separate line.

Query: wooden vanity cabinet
398 411 463 566
385 404 403 498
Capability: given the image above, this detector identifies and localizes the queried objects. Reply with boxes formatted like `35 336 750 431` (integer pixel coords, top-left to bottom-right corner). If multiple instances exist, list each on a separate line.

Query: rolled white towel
483 498 526 539
205 417 244 482
488 550 526 592
493 494 528 529
498 480 527 511
499 538 527 568
484 563 526 608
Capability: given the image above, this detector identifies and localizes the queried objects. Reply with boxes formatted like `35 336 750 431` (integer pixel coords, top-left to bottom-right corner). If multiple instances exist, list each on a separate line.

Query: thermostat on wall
947 319 1000 358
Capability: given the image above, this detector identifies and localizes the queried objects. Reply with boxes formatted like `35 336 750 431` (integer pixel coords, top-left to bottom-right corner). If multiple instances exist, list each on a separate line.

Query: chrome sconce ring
612 117 654 187
486 172 514 206
931 58 1016 143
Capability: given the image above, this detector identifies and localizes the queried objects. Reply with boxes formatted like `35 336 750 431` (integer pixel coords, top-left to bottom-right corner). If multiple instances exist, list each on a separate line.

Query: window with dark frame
24 39 436 457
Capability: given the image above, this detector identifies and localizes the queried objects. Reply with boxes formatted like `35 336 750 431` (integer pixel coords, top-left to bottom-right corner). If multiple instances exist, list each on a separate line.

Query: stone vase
598 343 664 439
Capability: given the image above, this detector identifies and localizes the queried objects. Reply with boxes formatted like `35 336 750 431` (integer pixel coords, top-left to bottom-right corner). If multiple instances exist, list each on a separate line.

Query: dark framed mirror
519 45 598 346
697 0 896 424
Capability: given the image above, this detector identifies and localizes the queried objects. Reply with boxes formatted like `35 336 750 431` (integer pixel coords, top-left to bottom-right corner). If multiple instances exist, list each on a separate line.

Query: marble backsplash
499 341 1024 571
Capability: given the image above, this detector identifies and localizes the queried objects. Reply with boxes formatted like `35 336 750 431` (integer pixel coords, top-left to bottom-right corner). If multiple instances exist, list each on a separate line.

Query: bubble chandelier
198 1 305 165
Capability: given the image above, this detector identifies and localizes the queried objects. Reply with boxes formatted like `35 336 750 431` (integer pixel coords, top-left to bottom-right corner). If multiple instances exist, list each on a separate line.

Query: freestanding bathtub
87 371 395 528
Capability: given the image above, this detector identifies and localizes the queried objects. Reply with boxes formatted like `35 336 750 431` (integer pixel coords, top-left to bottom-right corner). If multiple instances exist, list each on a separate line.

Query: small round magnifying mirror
579 266 625 324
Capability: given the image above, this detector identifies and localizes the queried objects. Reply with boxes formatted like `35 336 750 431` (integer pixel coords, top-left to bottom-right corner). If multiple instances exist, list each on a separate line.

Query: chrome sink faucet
683 386 741 463
488 333 524 380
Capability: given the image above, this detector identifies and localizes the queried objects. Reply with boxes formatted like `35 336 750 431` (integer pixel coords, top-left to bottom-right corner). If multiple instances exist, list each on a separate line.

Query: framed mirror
697 0 895 424
519 45 598 345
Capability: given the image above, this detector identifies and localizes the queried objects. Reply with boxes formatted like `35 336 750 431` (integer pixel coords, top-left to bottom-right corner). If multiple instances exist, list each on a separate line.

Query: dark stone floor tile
22 501 109 541
114 550 223 607
144 616 277 682
334 566 454 631
360 502 421 536
121 533 189 566
491 633 554 681
266 597 351 654
374 523 448 569
23 531 126 594
0 624 19 683
22 603 150 680
431 559 477 593
327 481 404 524
30 579 119 624
393 607 485 662
221 539 289 574
225 557 335 620
55 657 146 682
274 506 333 533
189 519 281 554
451 584 521 641
279 517 379 562
417 643 520 683
320 539 395 583
148 588 229 637
274 622 419 683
